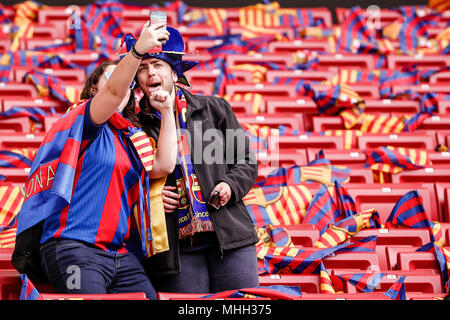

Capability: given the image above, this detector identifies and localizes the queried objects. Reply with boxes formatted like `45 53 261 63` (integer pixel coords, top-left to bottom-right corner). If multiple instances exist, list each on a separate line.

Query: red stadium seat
322 252 380 272
37 6 86 26
0 117 31 133
300 292 391 300
226 54 295 69
345 273 442 294
311 83 379 99
430 71 450 85
412 115 450 131
316 54 375 70
0 248 14 271
0 168 30 184
364 99 421 114
437 100 450 114
346 168 374 184
385 246 422 270
267 40 332 54
357 133 436 149
0 133 45 149
259 274 320 293
40 292 148 300
345 183 439 222
0 83 39 98
277 224 320 247
387 55 450 70
237 114 304 131
408 293 448 300
2 98 67 113
186 39 224 53
258 150 309 168
13 67 86 84
277 135 344 151
225 83 297 98
0 38 11 53
392 167 450 184
397 252 441 273
157 292 271 300
306 149 367 167
227 100 258 115
350 229 432 247
266 70 335 83
392 84 450 95
265 98 317 131
0 270 53 300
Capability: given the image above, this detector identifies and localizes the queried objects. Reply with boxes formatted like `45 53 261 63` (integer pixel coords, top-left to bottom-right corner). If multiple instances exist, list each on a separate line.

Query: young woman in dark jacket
122 26 259 293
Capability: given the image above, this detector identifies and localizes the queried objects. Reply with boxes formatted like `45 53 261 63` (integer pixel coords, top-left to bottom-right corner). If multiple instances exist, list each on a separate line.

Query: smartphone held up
150 11 167 45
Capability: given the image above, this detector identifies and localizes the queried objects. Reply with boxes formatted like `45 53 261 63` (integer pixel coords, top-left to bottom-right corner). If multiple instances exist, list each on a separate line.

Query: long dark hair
80 60 141 128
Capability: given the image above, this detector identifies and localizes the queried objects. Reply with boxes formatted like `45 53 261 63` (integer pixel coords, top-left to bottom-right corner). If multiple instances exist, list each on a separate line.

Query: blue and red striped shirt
40 100 144 253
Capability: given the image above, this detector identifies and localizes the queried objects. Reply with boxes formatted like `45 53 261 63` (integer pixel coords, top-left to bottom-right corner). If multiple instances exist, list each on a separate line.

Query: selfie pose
13 22 176 299
121 23 259 293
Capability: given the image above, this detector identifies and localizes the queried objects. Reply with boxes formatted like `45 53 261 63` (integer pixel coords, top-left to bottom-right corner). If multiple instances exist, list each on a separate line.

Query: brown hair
81 60 141 128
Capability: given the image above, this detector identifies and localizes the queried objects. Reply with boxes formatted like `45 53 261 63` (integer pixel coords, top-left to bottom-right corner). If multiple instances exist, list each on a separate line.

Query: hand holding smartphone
150 11 167 45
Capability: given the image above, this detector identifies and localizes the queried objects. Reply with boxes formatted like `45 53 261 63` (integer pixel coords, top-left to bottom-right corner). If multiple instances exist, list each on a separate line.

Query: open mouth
148 82 161 92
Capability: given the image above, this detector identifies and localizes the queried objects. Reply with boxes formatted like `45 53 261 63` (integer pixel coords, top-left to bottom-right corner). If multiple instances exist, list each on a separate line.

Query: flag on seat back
384 190 443 246
417 242 450 292
334 272 387 293
0 185 24 228
255 224 293 248
384 275 406 300
336 6 375 53
243 184 313 226
0 148 35 168
314 208 382 248
201 285 302 300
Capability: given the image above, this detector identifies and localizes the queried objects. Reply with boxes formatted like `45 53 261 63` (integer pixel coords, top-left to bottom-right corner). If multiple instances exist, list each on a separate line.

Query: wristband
131 45 145 59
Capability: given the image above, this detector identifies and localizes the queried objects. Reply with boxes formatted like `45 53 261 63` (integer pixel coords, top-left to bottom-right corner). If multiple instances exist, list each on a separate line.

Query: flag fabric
255 224 293 248
417 242 450 292
384 275 407 300
384 190 442 246
336 6 376 53
314 208 382 248
0 106 56 122
243 184 313 226
335 272 387 293
19 273 43 300
0 185 24 228
0 149 35 168
200 285 302 300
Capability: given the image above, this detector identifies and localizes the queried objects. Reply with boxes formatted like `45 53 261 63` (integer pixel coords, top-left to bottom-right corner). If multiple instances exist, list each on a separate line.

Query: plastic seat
408 293 448 300
322 252 380 272
345 183 439 222
306 149 367 167
14 67 86 84
259 274 320 293
0 168 30 184
258 150 309 168
40 292 148 300
0 117 31 133
387 55 450 70
266 70 335 83
0 270 53 300
267 40 332 54
187 69 253 85
0 83 39 98
300 292 391 300
349 229 431 247
311 83 379 99
438 100 450 114
364 99 421 114
238 114 304 131
226 54 295 69
227 100 258 115
37 6 86 26
316 54 375 70
0 248 14 271
397 252 441 273
0 133 45 149
412 115 450 131
0 38 11 53
392 84 450 95
187 39 226 53
357 133 436 149
277 135 344 151
392 167 450 185
225 83 297 98
2 98 67 113
345 273 442 294
276 224 320 247
429 71 450 85
265 98 317 131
